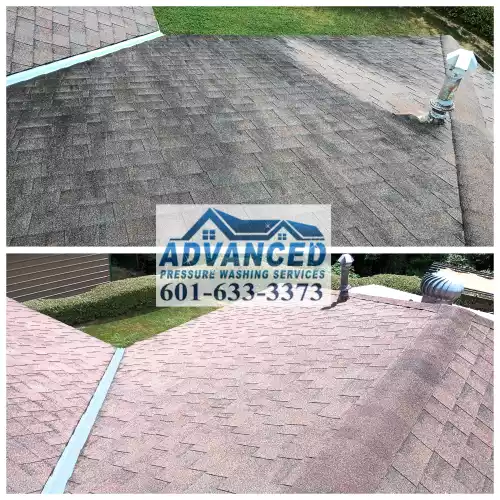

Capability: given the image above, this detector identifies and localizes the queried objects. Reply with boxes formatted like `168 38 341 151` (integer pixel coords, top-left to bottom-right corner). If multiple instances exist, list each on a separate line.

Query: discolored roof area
6 299 114 493
7 35 470 247
58 294 492 494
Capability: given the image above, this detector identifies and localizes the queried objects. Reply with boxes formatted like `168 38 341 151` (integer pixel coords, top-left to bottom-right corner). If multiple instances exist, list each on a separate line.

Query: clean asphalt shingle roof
6 299 114 494
6 295 493 493
7 35 469 246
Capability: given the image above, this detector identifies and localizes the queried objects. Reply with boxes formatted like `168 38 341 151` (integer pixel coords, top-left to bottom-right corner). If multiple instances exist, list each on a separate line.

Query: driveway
7 35 477 246
7 296 493 493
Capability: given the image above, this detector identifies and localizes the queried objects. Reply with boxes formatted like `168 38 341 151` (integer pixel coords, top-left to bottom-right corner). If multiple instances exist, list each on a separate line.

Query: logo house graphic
156 204 331 307
174 208 325 244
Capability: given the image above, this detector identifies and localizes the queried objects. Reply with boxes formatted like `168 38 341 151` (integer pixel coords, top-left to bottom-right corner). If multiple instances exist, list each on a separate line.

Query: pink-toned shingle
7 294 493 493
6 299 114 493
385 311 494 493
65 295 493 493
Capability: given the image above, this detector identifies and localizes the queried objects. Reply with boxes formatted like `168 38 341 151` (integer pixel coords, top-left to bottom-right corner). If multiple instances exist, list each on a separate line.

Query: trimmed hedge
26 273 422 326
435 7 493 43
332 273 421 295
25 275 157 326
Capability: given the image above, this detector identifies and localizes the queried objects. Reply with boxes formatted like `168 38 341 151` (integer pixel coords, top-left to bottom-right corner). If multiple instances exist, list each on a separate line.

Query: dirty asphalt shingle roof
7 35 467 246
471 66 494 136
6 6 158 75
6 299 114 494
6 295 493 493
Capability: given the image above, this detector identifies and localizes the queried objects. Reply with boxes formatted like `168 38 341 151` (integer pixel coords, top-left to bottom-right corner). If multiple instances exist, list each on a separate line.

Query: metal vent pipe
338 254 354 303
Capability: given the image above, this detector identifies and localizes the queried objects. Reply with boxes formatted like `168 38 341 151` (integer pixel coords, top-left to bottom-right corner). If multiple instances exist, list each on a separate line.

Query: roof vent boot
400 47 477 125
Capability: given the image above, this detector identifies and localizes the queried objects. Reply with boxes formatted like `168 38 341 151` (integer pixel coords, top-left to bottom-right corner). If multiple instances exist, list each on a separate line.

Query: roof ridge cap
349 292 441 312
291 301 475 493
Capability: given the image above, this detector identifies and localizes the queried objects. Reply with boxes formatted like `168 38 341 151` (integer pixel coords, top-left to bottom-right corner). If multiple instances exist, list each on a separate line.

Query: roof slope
7 36 466 246
6 298 114 493
65 295 493 493
6 6 158 75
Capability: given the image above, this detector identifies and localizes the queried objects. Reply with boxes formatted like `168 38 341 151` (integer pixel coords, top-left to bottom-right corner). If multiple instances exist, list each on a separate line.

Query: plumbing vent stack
403 46 477 125
421 269 464 304
338 254 354 303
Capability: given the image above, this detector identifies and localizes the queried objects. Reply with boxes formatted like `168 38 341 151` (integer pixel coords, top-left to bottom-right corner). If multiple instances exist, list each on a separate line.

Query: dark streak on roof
7 36 466 246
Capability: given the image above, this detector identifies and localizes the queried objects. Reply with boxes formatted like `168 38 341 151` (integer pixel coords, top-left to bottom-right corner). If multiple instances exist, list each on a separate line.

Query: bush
331 262 360 278
435 7 493 43
332 273 421 295
25 275 157 326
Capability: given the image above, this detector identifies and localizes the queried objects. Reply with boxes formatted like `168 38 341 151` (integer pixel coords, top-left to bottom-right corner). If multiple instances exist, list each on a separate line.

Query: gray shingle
6 6 157 75
7 35 480 246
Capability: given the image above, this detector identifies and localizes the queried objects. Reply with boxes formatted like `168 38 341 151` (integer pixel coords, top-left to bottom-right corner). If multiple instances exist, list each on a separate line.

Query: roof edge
441 34 493 246
7 31 164 87
350 292 493 327
348 292 441 312
291 303 476 493
7 298 112 347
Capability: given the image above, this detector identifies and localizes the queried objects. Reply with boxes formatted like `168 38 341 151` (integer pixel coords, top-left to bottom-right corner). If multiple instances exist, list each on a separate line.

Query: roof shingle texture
63 295 493 493
6 6 158 75
6 299 114 493
472 66 494 137
7 36 466 246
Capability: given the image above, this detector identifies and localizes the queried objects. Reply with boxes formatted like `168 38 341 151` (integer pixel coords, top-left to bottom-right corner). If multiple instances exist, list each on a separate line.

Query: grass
153 6 493 67
79 306 216 348
153 7 440 36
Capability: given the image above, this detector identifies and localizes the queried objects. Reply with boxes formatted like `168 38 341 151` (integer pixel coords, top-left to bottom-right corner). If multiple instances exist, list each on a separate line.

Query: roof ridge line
349 292 442 312
349 292 492 325
291 306 473 493
440 34 493 245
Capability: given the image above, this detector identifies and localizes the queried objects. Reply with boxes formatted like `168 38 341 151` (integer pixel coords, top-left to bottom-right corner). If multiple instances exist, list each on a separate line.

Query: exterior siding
7 254 110 302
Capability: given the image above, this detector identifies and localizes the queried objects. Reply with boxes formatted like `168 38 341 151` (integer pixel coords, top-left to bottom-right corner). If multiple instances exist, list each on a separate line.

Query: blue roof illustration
176 208 324 241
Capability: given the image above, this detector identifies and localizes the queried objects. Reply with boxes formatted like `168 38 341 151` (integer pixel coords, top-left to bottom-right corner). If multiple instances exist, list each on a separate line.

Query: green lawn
153 7 440 36
80 306 215 348
152 6 492 66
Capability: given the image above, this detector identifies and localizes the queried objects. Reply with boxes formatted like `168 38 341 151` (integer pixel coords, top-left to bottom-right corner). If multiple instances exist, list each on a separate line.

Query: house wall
7 254 110 302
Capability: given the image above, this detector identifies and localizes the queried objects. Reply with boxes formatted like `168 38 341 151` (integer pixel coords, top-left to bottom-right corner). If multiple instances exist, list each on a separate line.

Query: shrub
331 262 360 278
26 272 422 325
332 273 421 295
25 275 157 326
435 7 493 43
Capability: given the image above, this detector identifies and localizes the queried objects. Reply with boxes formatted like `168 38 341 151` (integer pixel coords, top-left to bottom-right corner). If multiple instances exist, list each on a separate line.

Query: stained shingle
7 36 475 246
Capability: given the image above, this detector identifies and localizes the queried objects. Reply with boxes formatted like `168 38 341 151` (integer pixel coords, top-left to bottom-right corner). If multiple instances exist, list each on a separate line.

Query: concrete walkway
6 6 158 74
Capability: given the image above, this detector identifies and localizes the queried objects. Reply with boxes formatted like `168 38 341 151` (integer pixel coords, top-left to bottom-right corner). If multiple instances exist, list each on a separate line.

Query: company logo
176 208 324 241
156 205 331 307
159 208 326 268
